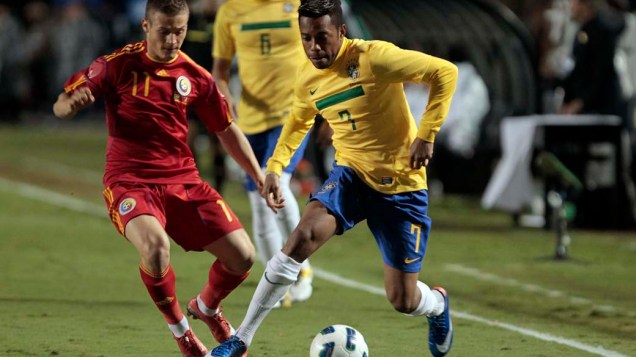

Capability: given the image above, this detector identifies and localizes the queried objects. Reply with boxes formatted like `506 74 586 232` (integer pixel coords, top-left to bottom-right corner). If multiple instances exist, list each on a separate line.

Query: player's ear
142 18 150 33
339 24 347 39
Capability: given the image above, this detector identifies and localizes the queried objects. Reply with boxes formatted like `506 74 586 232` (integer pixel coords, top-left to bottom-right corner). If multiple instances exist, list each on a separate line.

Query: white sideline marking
0 177 628 357
0 177 104 217
448 311 628 357
313 268 628 357
445 264 633 317
23 156 103 184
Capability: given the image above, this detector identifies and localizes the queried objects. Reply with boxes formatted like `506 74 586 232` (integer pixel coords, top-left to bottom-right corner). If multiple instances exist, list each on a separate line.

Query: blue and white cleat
427 287 453 357
209 335 247 357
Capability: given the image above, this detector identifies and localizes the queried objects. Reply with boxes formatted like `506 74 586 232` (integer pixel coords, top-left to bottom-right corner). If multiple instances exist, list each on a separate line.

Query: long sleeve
417 56 458 142
369 43 458 142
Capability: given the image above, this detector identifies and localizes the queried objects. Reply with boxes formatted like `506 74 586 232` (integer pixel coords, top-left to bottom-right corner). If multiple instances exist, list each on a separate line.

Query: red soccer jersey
63 41 232 186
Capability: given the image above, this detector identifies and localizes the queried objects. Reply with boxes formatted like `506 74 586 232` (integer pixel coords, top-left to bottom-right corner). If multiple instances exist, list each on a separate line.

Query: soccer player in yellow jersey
212 0 457 356
212 0 314 305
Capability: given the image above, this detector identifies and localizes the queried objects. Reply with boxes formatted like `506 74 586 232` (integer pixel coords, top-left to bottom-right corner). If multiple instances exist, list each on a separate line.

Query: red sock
199 260 250 310
139 264 184 325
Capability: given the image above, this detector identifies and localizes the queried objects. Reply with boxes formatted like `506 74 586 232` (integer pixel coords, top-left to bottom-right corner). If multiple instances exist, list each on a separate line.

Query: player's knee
139 233 171 265
223 257 254 274
235 248 256 272
222 235 256 273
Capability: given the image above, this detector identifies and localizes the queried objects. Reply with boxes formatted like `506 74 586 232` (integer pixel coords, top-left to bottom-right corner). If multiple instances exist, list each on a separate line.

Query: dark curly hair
298 0 343 26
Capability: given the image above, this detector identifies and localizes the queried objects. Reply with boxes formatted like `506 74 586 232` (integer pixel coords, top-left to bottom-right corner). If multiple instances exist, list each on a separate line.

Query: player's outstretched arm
216 122 264 190
53 87 95 119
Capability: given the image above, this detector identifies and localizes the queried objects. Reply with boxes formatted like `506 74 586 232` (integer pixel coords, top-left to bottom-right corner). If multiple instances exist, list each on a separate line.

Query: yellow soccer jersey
267 38 458 193
213 0 305 134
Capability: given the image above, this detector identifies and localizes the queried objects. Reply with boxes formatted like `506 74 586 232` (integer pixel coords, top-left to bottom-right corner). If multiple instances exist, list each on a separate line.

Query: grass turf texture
0 124 634 356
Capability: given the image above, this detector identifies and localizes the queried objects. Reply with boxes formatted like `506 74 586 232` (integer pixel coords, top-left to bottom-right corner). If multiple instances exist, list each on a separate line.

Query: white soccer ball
310 324 369 357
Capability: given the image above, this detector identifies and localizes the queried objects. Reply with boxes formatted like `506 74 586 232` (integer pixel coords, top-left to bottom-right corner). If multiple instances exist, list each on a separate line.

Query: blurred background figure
610 0 636 143
212 0 313 306
22 1 52 115
0 5 24 123
526 0 577 113
558 0 628 124
434 45 490 160
123 0 147 40
48 0 106 109
406 44 490 196
558 0 636 189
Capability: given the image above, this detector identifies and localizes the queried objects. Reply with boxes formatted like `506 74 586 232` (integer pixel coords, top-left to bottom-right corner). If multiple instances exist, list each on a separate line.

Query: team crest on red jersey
176 76 192 96
119 198 136 215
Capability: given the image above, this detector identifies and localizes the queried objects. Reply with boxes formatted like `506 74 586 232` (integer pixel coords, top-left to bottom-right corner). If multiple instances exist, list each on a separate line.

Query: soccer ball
310 324 369 357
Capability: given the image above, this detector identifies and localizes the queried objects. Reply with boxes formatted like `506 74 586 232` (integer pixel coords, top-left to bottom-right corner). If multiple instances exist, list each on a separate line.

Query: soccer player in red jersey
52 1 261 356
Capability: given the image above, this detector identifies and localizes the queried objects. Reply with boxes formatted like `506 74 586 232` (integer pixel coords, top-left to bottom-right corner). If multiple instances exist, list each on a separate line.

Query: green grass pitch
0 124 634 356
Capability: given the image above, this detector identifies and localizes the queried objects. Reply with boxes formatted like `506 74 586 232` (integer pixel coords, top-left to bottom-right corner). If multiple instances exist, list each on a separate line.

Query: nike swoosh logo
404 257 421 264
435 323 453 353
309 88 318 95
264 272 285 285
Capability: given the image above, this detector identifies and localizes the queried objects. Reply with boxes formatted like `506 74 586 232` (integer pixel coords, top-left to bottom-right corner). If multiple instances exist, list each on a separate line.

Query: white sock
276 172 301 238
429 289 445 316
196 295 219 316
168 316 190 337
248 190 284 265
405 281 445 317
235 251 302 346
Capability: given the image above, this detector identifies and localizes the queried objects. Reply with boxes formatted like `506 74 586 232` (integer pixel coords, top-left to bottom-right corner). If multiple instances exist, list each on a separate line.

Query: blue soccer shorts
244 125 309 191
310 163 432 273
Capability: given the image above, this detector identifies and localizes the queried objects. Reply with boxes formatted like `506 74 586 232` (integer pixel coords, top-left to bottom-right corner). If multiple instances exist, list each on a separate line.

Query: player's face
142 9 188 62
299 15 346 69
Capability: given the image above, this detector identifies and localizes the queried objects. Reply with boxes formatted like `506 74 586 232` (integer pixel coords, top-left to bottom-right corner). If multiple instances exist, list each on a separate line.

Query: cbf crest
283 2 293 13
346 59 360 80
317 181 337 195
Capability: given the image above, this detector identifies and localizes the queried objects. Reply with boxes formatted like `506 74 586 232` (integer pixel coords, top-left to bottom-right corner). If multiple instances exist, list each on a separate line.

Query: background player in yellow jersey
212 0 314 305
212 0 458 355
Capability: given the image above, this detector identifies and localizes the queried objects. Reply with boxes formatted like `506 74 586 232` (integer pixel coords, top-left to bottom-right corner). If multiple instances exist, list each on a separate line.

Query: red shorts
103 181 243 251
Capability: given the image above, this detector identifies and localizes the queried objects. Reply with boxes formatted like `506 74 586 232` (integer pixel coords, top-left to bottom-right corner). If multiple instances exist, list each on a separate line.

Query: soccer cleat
174 329 207 357
427 287 453 357
209 335 248 357
187 297 235 343
290 266 313 302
